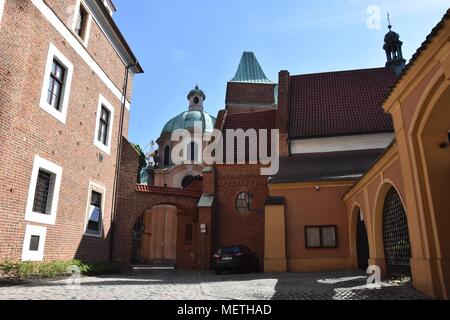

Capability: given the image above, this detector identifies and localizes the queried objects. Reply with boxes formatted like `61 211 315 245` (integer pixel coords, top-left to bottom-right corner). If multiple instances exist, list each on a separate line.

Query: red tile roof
221 109 277 162
223 109 277 131
288 67 398 139
136 184 202 198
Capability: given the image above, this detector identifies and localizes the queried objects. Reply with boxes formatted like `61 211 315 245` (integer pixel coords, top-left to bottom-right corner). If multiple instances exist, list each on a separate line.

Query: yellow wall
264 204 287 272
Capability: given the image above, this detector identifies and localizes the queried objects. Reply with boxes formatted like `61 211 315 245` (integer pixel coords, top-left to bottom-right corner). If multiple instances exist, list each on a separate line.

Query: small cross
387 12 392 30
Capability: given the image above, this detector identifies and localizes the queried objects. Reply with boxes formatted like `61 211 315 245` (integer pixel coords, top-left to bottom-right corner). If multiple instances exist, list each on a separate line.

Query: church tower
384 19 406 75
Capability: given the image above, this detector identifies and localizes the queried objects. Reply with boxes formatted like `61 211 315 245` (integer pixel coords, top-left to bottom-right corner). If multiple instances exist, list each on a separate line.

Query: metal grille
32 170 52 214
382 188 411 277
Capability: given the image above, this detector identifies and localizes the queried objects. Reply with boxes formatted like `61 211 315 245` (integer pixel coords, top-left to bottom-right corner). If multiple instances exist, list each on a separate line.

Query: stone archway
373 182 410 277
382 187 411 277
355 209 370 271
414 79 450 296
113 188 201 269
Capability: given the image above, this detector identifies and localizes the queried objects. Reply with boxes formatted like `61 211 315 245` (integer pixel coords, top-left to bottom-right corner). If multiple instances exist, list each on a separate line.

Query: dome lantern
187 85 206 111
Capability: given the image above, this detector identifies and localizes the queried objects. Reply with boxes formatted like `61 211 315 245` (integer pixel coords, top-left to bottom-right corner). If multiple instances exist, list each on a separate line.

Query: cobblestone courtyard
0 269 429 300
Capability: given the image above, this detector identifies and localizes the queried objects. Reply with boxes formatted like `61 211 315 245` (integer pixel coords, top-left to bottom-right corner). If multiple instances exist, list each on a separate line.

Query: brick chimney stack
276 70 290 157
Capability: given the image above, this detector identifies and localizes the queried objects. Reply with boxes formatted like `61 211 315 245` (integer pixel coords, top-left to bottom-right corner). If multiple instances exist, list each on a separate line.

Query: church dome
161 110 216 136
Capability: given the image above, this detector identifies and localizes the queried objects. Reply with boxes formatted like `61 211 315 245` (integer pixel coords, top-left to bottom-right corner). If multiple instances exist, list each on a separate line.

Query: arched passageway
356 210 369 271
382 187 411 277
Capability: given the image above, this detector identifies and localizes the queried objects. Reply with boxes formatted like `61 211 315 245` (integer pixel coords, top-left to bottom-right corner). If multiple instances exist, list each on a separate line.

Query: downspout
109 63 136 263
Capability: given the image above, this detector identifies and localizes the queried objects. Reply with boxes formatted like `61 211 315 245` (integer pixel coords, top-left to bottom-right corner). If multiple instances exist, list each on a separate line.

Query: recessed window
236 192 252 214
187 142 199 163
22 225 47 261
93 95 115 155
72 1 92 45
29 235 41 252
86 191 103 235
32 169 56 215
25 156 62 225
163 146 170 167
194 97 200 104
75 4 88 39
98 106 110 146
47 60 65 111
85 182 106 237
39 43 74 124
305 226 337 249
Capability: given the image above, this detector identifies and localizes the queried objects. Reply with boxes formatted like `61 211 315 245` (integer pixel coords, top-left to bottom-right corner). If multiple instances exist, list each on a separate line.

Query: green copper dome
161 110 216 136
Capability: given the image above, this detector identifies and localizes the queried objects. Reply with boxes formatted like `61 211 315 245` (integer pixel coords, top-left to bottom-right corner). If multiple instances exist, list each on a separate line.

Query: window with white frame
39 43 74 124
25 156 62 225
85 182 106 237
94 94 114 155
72 0 92 45
21 225 47 261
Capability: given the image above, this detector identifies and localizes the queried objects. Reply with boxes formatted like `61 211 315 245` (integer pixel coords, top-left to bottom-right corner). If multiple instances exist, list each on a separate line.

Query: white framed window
71 0 92 46
25 156 63 225
84 181 106 238
39 43 74 124
21 225 47 261
94 94 115 155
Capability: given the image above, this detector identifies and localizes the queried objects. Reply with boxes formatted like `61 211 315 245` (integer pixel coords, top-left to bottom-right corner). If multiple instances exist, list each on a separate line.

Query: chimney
275 70 290 157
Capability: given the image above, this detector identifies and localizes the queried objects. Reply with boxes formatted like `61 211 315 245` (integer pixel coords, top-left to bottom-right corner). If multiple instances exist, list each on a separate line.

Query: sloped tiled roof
221 109 277 162
230 52 274 84
136 185 202 198
223 109 277 131
288 67 398 139
269 149 385 184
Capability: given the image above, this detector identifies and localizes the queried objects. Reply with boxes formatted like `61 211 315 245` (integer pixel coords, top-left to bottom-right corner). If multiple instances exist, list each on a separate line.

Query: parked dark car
213 245 259 274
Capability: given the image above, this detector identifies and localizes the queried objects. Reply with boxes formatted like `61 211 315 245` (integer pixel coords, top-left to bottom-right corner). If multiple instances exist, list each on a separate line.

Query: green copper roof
161 110 216 136
230 52 273 84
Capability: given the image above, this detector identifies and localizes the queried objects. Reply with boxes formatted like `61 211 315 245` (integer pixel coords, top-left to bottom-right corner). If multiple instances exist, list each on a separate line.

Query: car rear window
218 246 241 255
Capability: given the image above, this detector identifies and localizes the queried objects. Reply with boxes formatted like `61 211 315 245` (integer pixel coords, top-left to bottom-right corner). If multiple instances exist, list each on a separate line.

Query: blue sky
114 0 450 152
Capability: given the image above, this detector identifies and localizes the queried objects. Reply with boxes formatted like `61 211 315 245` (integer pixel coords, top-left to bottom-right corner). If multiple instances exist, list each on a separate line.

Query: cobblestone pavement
0 269 430 300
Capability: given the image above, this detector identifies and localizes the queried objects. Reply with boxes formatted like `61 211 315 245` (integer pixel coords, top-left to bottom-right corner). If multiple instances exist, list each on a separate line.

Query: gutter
109 62 137 263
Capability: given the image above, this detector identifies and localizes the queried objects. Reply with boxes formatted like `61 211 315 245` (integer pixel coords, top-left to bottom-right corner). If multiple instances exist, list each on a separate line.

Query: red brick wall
0 0 132 263
213 164 267 269
44 0 134 101
226 83 276 107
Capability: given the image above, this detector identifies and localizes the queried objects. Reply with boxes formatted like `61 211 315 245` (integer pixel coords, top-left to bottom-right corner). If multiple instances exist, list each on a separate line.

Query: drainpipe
109 63 136 263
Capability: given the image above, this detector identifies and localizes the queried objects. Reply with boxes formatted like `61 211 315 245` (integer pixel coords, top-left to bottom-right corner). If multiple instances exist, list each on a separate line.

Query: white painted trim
39 43 74 124
0 0 5 28
83 181 106 238
25 156 63 225
93 94 115 155
31 0 131 110
290 133 395 154
21 225 47 262
71 0 93 47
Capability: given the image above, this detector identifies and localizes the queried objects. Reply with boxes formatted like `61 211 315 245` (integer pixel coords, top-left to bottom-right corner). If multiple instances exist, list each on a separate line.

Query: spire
383 14 406 75
230 52 273 84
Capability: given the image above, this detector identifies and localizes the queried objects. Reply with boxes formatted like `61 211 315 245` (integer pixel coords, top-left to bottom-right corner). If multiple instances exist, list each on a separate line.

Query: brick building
117 10 449 299
0 0 142 263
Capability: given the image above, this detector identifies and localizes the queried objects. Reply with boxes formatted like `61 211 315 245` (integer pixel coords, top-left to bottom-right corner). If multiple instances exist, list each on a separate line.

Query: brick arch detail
113 191 200 268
